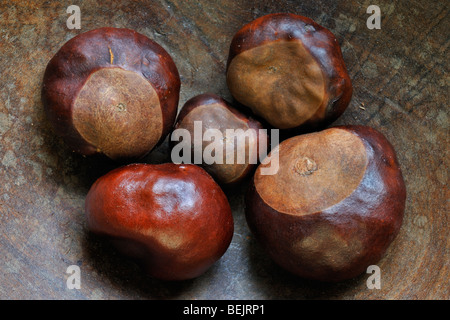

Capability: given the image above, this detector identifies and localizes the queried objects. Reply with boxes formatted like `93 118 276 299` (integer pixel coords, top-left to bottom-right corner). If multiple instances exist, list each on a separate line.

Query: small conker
245 126 406 282
85 163 234 281
226 13 352 132
42 27 180 160
172 93 268 185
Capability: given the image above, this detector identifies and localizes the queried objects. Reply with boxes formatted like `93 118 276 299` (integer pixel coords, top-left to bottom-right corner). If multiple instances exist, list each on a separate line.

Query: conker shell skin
42 27 180 160
226 13 352 133
85 163 234 281
172 93 268 185
245 126 406 282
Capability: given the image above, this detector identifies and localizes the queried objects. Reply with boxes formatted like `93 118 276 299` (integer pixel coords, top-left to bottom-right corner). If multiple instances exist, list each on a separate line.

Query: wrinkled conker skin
172 93 268 185
85 163 234 281
245 126 406 282
42 27 180 161
226 13 352 133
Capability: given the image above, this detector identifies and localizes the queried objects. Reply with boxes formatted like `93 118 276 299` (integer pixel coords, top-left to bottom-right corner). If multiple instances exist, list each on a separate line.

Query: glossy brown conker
85 163 234 281
245 126 406 282
171 93 268 185
42 27 180 161
226 13 352 133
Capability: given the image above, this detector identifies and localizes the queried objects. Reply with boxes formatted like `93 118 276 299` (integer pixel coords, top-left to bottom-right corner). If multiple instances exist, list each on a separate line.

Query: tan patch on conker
144 227 185 251
227 40 326 129
179 103 255 184
72 68 162 159
254 128 368 215
292 223 365 271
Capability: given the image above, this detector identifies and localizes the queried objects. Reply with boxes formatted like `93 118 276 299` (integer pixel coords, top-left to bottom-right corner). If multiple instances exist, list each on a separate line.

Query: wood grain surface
0 0 448 299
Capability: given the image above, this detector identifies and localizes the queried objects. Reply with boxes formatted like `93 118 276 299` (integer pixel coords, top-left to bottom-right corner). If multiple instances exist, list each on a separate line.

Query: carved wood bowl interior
0 1 447 299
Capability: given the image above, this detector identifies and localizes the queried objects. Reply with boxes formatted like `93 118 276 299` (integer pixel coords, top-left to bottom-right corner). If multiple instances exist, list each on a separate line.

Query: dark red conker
42 27 180 160
85 163 234 281
245 125 406 282
227 13 352 133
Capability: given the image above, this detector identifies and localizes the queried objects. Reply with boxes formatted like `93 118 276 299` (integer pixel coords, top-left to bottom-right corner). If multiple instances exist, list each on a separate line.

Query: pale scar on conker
245 126 406 282
226 13 352 133
72 68 162 160
42 27 180 160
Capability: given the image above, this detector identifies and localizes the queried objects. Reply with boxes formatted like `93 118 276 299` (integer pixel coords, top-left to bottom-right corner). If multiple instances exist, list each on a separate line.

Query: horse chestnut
42 27 180 160
172 93 268 185
226 13 352 132
245 126 406 282
85 163 234 281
